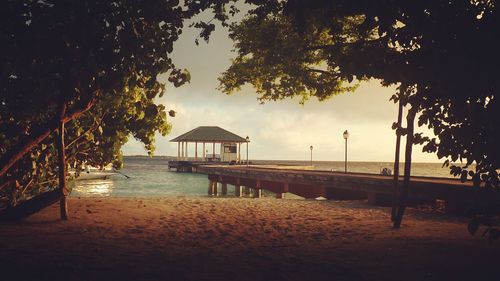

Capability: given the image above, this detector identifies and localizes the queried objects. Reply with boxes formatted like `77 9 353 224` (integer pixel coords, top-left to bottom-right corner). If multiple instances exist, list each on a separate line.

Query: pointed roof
170 126 248 143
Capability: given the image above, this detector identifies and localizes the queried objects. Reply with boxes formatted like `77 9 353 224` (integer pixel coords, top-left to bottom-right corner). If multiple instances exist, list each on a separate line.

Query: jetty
197 165 500 214
168 126 249 172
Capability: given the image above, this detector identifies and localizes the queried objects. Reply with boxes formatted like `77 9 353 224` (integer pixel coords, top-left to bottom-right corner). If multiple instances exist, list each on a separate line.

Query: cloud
123 11 441 163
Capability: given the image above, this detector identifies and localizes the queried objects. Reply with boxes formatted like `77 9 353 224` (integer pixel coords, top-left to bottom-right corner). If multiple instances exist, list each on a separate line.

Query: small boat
76 171 117 180
71 165 118 181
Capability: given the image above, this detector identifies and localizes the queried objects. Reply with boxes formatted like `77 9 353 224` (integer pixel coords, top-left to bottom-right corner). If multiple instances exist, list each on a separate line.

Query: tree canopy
216 0 499 187
0 0 228 208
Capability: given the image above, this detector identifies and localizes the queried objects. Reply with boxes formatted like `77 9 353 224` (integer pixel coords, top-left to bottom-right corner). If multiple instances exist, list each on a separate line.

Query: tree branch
0 95 97 178
304 44 335 51
65 112 106 150
0 180 14 192
305 67 337 76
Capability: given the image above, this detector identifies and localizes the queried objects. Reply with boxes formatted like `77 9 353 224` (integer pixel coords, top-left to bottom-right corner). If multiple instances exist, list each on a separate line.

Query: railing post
221 183 228 196
208 180 214 196
235 178 242 197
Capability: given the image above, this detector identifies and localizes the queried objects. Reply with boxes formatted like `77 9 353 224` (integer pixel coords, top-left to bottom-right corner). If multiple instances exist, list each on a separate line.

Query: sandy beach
1 197 499 281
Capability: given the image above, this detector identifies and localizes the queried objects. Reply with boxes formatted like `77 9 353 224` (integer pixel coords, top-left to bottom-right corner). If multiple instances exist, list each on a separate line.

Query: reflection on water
71 179 115 197
70 157 210 198
70 156 466 198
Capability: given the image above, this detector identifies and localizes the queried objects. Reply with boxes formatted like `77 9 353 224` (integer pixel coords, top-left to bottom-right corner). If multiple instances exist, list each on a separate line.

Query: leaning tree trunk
57 106 69 220
391 99 404 221
0 95 96 179
393 106 417 228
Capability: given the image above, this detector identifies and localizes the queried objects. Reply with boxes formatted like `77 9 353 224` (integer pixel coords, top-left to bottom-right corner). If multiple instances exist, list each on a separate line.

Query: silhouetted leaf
460 170 468 182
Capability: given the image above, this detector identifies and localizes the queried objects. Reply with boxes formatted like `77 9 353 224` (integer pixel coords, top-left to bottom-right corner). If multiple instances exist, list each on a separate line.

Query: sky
122 11 441 163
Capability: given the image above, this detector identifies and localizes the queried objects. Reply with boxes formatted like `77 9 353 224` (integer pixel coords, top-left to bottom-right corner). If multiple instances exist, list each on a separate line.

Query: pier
168 160 242 173
197 165 500 214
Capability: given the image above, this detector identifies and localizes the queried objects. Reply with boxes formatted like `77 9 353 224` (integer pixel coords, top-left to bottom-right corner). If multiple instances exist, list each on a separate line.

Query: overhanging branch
305 67 337 76
0 95 97 178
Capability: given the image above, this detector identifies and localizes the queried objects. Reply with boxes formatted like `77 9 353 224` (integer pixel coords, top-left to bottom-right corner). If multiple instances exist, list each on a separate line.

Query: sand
1 197 499 281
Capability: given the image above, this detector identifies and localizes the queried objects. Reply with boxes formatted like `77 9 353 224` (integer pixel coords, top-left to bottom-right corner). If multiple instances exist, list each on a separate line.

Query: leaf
460 170 468 182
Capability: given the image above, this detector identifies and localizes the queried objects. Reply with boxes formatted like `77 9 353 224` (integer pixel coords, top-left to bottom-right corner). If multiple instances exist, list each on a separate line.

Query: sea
70 156 460 198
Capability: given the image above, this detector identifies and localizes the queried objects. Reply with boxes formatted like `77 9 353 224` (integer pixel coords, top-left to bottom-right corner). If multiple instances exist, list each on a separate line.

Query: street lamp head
310 145 313 150
343 130 349 140
246 136 250 142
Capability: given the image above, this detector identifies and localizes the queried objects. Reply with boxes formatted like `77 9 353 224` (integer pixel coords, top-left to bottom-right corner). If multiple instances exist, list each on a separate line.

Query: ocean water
70 156 458 197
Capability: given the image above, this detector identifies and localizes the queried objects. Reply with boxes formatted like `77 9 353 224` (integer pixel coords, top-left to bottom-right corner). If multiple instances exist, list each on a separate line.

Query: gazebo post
238 143 241 163
195 141 198 161
220 143 223 162
212 142 215 160
186 141 189 159
203 142 206 161
177 142 180 160
181 142 184 160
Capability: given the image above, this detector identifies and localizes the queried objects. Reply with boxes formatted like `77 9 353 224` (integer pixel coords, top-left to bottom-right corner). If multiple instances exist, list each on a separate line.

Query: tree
0 0 189 177
213 0 499 226
0 0 228 216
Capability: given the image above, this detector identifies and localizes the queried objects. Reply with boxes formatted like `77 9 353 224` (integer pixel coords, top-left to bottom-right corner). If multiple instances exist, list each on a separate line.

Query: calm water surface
71 156 458 197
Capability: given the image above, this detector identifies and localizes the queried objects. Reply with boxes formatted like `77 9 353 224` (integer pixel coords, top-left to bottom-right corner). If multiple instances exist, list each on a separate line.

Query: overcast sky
122 12 440 163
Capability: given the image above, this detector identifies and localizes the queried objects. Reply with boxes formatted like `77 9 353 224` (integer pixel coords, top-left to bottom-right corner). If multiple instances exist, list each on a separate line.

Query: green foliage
0 0 212 208
213 0 499 187
219 13 358 104
418 95 499 187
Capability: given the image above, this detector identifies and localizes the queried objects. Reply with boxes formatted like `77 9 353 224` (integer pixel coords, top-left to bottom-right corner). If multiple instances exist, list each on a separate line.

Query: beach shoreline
1 197 499 281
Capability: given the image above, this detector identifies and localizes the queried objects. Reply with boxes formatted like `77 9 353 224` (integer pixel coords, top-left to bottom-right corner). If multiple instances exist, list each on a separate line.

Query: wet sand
1 197 499 281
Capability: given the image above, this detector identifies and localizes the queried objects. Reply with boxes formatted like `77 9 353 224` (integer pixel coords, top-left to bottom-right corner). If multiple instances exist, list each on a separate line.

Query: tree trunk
0 96 95 179
391 99 404 221
393 106 417 228
57 108 69 220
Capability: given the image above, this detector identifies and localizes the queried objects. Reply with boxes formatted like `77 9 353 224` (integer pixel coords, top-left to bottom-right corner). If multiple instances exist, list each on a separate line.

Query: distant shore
1 197 499 281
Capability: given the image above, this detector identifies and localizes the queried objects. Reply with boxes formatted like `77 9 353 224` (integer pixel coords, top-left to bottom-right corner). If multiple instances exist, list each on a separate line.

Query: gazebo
170 126 248 162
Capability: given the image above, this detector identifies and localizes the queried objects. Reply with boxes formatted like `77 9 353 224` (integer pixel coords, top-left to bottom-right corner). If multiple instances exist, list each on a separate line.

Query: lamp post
310 145 313 166
343 130 349 173
246 136 250 167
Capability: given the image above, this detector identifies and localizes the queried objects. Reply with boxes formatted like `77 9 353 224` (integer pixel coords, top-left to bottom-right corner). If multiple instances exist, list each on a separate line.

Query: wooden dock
197 165 500 214
168 160 244 173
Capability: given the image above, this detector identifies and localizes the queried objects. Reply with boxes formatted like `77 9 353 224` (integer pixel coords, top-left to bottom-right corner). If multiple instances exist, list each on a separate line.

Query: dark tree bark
391 99 404 221
393 106 417 228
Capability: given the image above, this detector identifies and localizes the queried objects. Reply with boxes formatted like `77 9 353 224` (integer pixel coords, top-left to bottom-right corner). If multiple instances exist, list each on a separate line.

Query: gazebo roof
170 126 248 143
